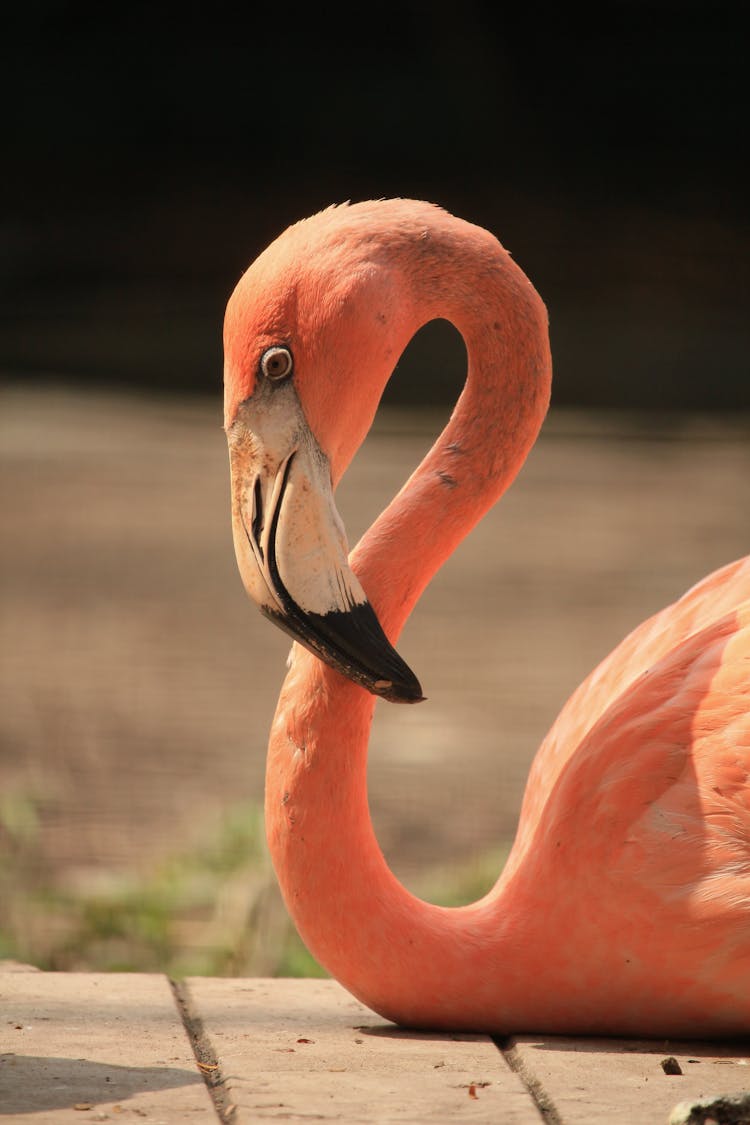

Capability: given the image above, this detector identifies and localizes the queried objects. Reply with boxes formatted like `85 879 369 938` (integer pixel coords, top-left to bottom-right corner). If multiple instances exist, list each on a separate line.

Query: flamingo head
222 202 427 704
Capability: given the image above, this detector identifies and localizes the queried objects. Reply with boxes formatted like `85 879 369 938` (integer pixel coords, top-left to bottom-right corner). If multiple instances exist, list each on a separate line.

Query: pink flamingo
223 199 750 1036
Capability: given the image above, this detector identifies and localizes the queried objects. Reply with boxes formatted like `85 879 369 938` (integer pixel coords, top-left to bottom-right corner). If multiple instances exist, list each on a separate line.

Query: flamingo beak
227 382 424 704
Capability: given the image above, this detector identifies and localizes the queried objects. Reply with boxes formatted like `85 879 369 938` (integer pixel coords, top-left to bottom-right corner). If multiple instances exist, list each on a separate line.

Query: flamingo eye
260 345 293 382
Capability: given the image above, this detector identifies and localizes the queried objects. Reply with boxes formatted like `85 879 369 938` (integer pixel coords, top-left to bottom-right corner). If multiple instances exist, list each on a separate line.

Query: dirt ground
1 386 749 900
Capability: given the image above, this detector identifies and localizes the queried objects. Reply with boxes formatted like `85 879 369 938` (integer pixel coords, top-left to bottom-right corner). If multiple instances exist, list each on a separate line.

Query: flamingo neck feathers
265 205 552 1029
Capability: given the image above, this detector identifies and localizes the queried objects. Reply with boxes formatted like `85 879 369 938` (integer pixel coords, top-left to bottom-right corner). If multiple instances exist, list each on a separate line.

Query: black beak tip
261 601 426 705
372 673 425 705
327 602 425 704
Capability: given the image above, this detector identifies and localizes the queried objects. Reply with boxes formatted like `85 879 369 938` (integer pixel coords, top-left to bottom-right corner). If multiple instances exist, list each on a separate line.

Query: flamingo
223 199 750 1036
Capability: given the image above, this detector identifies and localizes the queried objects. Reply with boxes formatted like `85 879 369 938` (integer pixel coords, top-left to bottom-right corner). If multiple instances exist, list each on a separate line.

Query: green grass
0 793 321 977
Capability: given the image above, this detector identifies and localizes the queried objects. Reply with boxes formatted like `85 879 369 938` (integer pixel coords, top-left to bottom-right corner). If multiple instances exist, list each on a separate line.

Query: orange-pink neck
265 232 552 1028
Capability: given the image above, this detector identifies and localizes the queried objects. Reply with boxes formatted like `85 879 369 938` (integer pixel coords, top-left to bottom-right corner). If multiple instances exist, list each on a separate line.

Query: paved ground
3 967 749 1123
1 386 748 902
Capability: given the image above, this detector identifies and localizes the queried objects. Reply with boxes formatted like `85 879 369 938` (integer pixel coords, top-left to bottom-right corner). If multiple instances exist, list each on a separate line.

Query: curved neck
265 232 551 1028
353 252 551 637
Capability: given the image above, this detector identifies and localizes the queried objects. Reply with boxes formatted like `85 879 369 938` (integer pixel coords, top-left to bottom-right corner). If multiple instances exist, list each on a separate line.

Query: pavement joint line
170 977 236 1123
497 1038 563 1125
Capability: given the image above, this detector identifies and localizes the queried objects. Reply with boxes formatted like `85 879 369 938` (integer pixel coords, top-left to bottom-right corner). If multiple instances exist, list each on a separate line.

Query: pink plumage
224 199 750 1035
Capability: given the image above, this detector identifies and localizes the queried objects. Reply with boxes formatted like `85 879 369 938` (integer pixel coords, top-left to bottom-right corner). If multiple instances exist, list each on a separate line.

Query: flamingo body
224 199 750 1035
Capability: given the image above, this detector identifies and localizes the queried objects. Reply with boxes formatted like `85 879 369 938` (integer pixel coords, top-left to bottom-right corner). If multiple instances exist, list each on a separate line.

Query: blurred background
1 2 748 975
